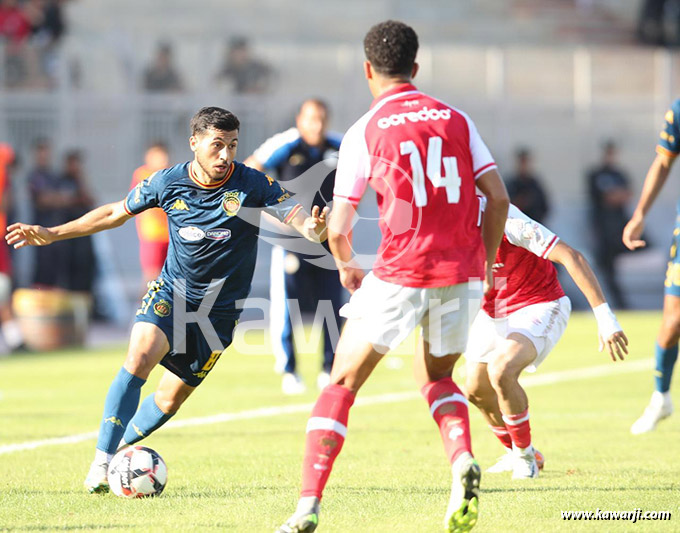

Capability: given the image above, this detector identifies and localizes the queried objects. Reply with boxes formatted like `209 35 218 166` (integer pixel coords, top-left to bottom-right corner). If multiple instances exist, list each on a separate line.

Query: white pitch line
0 359 653 456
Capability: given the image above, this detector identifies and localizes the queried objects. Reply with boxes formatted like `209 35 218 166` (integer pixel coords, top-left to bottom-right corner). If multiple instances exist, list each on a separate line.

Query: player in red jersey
464 204 628 479
277 21 509 533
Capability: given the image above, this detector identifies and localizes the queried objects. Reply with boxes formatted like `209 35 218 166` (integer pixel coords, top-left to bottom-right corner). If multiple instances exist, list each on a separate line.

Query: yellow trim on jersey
189 162 234 189
656 145 678 159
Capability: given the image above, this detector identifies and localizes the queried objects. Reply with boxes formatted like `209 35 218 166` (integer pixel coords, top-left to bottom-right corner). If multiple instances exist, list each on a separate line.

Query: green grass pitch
0 312 678 532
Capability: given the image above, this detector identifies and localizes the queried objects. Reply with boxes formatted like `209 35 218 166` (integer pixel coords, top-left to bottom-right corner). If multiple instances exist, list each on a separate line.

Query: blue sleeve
124 168 167 215
327 131 343 150
252 128 300 170
657 99 680 158
251 168 302 223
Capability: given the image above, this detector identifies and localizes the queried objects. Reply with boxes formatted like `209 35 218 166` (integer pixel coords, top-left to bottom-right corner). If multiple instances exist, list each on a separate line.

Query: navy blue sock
96 367 146 454
655 343 678 393
122 393 174 446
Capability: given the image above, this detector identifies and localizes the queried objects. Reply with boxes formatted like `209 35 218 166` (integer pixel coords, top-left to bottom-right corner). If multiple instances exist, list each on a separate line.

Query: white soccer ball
107 446 167 498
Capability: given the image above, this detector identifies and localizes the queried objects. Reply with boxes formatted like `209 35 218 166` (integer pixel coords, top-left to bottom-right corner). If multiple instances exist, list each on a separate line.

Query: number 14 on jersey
400 136 461 207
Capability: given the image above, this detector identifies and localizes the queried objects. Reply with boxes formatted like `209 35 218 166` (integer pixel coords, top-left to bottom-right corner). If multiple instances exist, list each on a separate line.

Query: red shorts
139 241 168 274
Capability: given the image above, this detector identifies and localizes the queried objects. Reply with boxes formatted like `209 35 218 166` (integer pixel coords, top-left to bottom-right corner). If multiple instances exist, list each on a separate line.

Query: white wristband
593 303 621 338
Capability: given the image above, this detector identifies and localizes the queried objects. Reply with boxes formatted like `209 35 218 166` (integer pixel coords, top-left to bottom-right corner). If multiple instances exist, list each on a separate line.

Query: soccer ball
107 446 167 498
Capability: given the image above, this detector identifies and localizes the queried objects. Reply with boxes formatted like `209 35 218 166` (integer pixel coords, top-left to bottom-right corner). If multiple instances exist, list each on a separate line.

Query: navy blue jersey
125 161 301 316
657 98 680 159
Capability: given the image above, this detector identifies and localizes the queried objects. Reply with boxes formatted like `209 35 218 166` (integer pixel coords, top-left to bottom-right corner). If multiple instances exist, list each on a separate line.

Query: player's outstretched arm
477 169 510 293
623 153 674 250
547 241 628 360
6 200 132 249
287 204 329 243
327 200 364 293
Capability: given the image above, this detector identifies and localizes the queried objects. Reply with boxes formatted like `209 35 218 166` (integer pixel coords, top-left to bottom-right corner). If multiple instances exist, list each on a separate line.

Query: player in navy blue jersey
245 99 344 394
5 106 329 494
624 99 680 434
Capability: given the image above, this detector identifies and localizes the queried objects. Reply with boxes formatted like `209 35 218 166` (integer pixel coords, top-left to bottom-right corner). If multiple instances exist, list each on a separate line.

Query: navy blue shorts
134 279 237 387
665 216 680 297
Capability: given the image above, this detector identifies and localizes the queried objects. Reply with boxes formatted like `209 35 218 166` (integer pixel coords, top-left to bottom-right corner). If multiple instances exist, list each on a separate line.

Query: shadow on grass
482 485 676 494
6 526 126 531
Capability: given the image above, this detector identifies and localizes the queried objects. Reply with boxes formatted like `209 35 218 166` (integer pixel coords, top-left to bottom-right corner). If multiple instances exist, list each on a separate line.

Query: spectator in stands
130 141 170 285
26 0 66 85
587 140 632 309
638 0 668 45
143 42 183 93
505 147 550 223
0 0 32 87
60 150 96 292
0 142 26 352
28 140 95 291
215 36 272 94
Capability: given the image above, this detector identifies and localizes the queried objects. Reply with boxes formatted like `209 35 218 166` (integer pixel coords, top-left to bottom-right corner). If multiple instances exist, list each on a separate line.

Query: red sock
300 384 355 498
502 408 531 449
421 377 472 464
489 425 512 450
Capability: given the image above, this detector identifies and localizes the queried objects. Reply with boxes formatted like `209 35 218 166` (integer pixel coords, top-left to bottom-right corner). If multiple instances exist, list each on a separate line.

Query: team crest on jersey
222 191 242 216
171 199 189 211
153 299 172 317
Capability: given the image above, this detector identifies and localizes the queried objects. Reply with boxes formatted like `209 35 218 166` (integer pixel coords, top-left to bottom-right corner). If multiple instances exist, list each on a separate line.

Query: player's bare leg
632 294 680 434
118 370 196 450
85 323 169 494
414 339 480 533
277 319 385 533
466 362 544 474
485 333 540 479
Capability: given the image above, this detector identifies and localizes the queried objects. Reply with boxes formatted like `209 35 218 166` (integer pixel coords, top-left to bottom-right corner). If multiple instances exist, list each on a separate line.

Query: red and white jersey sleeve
333 118 372 206
333 83 497 288
504 205 560 258
465 115 497 180
483 205 565 318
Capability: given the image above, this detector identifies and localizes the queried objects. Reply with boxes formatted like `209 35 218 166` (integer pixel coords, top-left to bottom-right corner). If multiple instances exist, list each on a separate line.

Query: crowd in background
0 0 66 88
142 37 273 94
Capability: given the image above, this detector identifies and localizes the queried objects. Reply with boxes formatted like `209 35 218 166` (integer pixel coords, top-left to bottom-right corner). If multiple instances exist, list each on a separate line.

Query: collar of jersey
189 162 234 189
370 83 418 109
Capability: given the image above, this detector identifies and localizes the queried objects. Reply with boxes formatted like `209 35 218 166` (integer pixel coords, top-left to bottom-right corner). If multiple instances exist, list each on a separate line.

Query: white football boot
631 391 673 435
445 452 481 532
84 460 110 494
487 447 545 473
276 496 320 533
512 445 539 479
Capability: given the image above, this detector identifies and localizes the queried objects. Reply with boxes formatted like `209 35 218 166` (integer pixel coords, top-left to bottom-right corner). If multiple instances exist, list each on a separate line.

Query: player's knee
465 381 486 407
487 359 516 392
123 350 157 377
659 316 680 346
154 394 182 414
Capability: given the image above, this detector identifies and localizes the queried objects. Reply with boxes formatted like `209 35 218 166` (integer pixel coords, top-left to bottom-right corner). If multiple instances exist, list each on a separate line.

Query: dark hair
32 137 50 150
65 149 82 162
603 139 617 152
298 98 329 116
515 147 531 160
363 20 419 77
190 107 240 136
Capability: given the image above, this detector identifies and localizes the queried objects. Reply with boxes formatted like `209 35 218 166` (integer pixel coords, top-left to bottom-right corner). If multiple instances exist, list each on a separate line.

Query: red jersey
484 205 565 318
333 84 497 288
